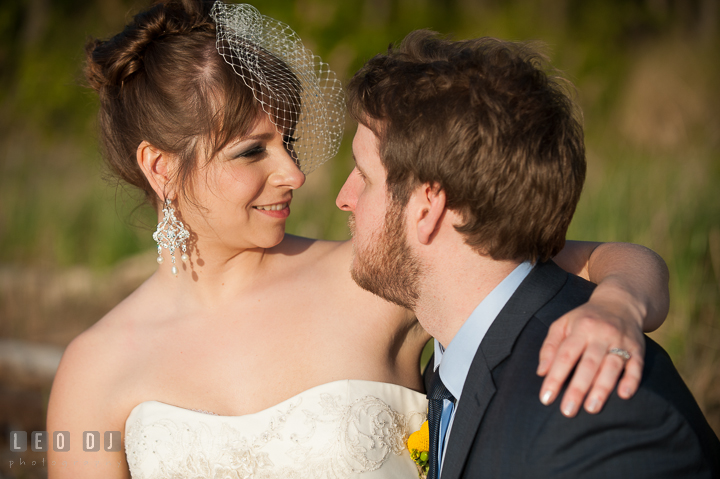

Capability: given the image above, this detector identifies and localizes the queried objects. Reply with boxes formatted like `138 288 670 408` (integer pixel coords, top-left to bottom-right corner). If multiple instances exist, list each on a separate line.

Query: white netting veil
210 1 345 174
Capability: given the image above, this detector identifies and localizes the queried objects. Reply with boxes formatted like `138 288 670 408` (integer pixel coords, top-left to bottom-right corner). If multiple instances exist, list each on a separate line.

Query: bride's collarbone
120 333 422 417
133 289 399 340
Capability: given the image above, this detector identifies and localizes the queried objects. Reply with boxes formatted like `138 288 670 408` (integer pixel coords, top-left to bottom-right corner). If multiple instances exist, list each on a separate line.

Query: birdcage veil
210 1 345 174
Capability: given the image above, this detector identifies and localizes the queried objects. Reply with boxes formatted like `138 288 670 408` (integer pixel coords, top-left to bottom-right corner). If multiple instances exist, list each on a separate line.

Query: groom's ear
413 182 446 245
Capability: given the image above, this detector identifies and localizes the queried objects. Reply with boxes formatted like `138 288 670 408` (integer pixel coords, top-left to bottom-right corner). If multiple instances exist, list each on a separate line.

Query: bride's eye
233 143 266 160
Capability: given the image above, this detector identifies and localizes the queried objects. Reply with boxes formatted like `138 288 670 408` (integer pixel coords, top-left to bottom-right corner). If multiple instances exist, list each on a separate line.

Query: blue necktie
428 374 455 479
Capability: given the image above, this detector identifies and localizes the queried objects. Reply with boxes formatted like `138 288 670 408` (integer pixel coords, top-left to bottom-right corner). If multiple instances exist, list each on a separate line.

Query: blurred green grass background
0 0 718 445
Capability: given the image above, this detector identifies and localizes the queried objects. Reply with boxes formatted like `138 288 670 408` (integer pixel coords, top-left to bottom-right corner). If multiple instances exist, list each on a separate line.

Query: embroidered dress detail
125 380 427 479
191 409 219 416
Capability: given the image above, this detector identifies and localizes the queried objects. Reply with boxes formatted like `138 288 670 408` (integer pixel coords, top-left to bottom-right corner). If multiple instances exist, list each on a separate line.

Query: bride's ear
137 141 173 201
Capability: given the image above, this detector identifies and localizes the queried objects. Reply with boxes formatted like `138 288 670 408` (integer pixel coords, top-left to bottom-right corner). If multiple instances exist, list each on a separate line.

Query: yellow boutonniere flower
407 420 430 479
408 420 430 452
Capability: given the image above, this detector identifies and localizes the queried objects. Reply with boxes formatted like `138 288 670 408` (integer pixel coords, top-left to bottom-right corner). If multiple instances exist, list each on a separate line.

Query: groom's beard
348 205 421 310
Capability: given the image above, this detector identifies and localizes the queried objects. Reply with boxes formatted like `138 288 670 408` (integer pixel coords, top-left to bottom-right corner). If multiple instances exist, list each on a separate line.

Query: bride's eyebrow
226 131 275 151
240 132 275 142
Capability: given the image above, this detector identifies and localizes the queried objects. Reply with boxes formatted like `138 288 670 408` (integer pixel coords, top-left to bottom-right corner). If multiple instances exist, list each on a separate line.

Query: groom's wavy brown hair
346 30 586 263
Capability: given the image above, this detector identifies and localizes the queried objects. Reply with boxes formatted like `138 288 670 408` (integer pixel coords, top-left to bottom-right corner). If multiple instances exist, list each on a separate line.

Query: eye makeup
230 142 266 160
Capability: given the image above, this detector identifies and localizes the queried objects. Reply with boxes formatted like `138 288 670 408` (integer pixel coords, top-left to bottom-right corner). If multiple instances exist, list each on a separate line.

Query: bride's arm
47 329 131 479
539 240 669 417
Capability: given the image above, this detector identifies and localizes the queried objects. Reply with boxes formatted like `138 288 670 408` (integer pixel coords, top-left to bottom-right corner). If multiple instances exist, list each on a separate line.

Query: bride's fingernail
562 401 576 417
541 390 553 405
587 398 600 413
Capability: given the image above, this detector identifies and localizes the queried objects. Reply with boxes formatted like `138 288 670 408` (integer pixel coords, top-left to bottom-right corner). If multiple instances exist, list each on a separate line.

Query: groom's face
336 124 389 270
336 124 421 309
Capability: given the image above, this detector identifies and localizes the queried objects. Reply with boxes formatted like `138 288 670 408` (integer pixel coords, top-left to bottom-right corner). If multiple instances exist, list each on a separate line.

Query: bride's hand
536 285 645 417
539 241 669 418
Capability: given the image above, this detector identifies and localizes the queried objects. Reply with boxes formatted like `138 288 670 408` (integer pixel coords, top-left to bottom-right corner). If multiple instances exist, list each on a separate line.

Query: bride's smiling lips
252 200 291 219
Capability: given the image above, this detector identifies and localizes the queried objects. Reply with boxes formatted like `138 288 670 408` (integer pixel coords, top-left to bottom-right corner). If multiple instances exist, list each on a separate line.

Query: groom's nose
335 169 360 211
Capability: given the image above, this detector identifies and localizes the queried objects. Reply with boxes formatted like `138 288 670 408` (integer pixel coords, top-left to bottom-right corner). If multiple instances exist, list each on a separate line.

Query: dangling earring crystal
153 198 190 277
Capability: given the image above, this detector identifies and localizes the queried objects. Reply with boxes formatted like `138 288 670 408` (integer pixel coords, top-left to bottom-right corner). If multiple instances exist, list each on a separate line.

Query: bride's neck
153 243 271 306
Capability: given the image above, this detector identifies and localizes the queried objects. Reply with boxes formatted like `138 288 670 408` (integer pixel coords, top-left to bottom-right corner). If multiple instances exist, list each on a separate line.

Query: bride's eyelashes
227 134 298 163
232 143 267 160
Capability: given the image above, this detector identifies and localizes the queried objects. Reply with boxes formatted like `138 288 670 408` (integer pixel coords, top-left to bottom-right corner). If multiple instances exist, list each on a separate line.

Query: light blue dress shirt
434 261 533 475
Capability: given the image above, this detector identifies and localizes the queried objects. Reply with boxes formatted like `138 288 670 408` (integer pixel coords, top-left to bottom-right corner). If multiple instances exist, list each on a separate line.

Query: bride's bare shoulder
271 235 413 318
272 234 349 254
46 283 166 472
269 234 352 269
53 277 159 394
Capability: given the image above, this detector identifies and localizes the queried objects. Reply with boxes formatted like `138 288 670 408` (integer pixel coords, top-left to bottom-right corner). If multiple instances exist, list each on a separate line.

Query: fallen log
0 339 64 390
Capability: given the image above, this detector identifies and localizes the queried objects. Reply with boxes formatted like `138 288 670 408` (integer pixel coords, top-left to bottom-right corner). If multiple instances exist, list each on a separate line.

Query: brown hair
85 0 298 207
346 30 586 263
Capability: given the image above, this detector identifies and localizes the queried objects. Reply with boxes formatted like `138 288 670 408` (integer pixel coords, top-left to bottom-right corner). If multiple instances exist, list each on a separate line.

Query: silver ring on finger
608 347 631 361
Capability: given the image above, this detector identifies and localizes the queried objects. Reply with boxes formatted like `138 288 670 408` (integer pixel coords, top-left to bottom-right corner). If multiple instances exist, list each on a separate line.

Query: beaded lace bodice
124 379 428 479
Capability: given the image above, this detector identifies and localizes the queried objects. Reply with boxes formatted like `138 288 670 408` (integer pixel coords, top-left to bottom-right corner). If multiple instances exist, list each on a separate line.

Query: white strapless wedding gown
125 379 428 479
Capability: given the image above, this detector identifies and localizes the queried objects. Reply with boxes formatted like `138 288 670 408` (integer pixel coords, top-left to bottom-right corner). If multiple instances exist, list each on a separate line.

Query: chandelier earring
153 198 190 276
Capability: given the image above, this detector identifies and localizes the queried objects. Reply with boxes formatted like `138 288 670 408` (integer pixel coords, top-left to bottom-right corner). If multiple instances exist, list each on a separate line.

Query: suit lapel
439 261 568 479
438 351 496 479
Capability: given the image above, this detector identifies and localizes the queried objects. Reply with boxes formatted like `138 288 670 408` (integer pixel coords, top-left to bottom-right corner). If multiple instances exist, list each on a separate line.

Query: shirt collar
434 261 533 400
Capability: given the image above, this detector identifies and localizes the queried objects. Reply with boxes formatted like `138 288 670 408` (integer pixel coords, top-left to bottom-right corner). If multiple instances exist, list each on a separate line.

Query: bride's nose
269 152 306 190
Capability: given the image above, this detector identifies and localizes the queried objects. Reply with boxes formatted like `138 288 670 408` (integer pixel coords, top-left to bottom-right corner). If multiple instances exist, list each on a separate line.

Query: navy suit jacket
434 260 720 479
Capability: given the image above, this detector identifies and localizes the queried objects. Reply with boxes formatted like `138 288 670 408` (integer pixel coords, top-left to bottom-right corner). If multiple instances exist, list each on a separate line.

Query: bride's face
179 114 305 253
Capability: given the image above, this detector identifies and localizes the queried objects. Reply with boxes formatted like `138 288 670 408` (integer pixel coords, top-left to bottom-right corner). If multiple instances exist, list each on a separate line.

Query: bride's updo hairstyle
84 0 299 206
